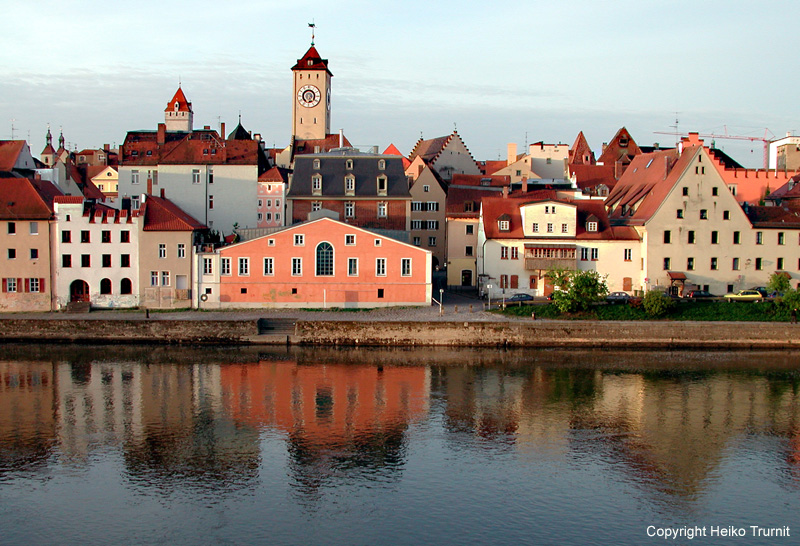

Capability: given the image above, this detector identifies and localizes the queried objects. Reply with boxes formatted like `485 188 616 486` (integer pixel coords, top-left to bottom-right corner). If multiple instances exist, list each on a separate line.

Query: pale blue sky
1 0 797 167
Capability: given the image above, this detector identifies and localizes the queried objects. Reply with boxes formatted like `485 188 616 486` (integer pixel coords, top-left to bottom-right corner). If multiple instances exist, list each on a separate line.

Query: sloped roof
291 45 333 75
122 129 261 166
0 140 26 171
227 121 252 141
0 178 58 219
569 164 617 192
141 194 206 231
409 135 450 163
481 194 639 241
745 204 800 227
450 173 510 187
292 134 352 157
41 143 56 156
383 143 411 169
765 174 800 202
569 131 595 165
165 87 192 113
259 166 290 183
288 150 409 199
479 160 507 175
597 127 641 167
445 186 503 218
605 147 697 225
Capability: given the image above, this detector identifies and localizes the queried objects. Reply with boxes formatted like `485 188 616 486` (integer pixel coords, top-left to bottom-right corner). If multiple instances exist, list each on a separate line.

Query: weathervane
308 20 316 46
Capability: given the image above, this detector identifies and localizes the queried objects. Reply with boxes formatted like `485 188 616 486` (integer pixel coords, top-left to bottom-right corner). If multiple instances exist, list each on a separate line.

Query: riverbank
1 315 798 348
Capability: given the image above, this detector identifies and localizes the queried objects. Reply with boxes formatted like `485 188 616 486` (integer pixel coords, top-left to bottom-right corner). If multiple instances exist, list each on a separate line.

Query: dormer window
499 220 510 231
378 159 386 170
307 60 313 66
345 175 355 195
312 174 322 195
377 175 388 196
313 158 320 170
346 159 354 170
174 102 179 110
587 221 598 232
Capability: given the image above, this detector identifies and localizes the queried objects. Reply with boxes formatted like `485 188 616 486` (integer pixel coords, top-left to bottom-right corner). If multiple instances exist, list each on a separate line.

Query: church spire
58 129 65 150
46 125 52 147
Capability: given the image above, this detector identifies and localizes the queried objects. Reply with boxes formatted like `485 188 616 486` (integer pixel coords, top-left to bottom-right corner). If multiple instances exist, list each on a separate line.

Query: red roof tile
165 87 192 113
569 131 595 165
291 46 333 75
479 160 507 175
383 143 411 169
141 194 206 231
0 140 26 171
0 178 56 219
292 134 351 157
450 173 510 187
597 127 641 167
569 164 617 192
259 166 290 183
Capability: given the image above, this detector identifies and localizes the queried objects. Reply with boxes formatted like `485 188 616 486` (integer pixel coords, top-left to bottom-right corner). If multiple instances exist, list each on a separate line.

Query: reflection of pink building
205 216 431 308
257 166 289 228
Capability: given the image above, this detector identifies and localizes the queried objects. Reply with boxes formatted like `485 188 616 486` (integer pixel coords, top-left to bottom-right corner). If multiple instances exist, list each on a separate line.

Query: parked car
750 287 769 297
685 290 715 300
606 291 632 304
505 293 534 303
724 290 764 302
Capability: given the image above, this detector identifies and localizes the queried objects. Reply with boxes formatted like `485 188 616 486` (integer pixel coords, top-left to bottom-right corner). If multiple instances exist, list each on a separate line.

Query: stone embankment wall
1 318 799 348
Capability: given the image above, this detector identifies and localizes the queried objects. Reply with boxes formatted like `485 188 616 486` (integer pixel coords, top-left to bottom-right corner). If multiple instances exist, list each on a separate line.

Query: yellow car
724 290 764 302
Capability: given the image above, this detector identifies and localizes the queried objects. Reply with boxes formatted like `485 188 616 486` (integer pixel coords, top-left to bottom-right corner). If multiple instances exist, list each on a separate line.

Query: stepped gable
0 178 57 219
292 45 333 75
409 135 450 163
569 131 595 165
141 194 206 231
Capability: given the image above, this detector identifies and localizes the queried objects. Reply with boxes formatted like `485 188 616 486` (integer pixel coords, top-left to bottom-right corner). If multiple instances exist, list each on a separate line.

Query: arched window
100 278 112 294
316 242 334 276
120 278 132 294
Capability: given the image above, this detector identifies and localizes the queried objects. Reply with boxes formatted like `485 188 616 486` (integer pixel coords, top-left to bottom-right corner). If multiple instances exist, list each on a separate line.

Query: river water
0 344 798 545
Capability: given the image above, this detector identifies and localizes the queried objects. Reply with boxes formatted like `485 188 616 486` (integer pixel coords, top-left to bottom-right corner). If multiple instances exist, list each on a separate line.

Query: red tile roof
569 131 595 165
259 166 290 183
745 204 800 227
291 46 333 75
141 194 206 231
597 127 641 167
450 173 510 187
122 130 261 166
0 178 57 219
479 160 507 175
165 87 192 113
0 140 26 171
383 143 411 169
292 134 351 157
409 135 450 163
569 164 617 192
54 196 85 204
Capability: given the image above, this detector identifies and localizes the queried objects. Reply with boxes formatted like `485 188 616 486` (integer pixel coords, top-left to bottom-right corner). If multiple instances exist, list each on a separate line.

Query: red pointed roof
165 87 192 113
383 144 411 169
259 166 290 183
569 131 595 165
597 127 641 167
0 178 58 219
291 46 332 75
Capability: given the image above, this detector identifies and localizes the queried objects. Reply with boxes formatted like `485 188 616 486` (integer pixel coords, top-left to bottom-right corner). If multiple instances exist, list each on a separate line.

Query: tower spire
46 124 52 147
308 20 316 46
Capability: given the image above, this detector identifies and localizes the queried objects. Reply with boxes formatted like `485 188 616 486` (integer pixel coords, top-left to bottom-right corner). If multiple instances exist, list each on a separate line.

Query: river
1 344 798 545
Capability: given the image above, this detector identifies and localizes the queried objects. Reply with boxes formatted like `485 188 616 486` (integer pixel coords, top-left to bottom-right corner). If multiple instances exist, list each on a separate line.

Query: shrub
767 272 792 294
551 270 608 313
642 291 675 317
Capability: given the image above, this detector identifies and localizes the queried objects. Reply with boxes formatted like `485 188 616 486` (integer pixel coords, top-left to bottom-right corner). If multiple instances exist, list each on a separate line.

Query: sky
1 0 798 168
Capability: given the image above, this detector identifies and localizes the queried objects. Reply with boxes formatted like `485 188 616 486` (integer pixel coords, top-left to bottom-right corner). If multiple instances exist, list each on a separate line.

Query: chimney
507 143 517 166
103 143 110 152
339 129 344 148
160 188 165 198
157 123 166 145
220 122 226 139
502 186 508 198
204 125 210 130
522 178 528 193
615 160 623 180
602 142 608 153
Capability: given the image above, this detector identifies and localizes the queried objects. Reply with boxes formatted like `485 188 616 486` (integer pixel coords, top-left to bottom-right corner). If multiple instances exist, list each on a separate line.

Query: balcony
524 244 577 270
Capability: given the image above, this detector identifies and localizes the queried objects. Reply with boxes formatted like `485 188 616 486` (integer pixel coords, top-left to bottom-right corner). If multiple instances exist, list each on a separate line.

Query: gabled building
257 166 290 228
491 141 570 184
0 178 61 311
569 131 595 166
87 166 119 201
408 131 481 180
287 149 411 231
597 127 641 178
606 145 800 295
409 165 447 269
478 192 640 299
138 192 207 309
196 216 431 309
0 140 37 177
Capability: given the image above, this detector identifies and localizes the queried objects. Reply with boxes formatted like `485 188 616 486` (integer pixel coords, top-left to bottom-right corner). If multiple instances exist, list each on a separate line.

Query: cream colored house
607 145 800 295
409 165 447 269
492 142 570 184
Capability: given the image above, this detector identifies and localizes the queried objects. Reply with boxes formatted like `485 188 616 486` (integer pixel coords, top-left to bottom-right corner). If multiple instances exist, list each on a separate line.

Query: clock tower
291 44 332 141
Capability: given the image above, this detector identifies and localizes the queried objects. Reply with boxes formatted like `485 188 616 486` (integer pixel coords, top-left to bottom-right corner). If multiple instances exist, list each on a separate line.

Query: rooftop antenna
525 131 528 149
10 118 15 140
308 20 316 46
453 122 457 133
669 112 680 146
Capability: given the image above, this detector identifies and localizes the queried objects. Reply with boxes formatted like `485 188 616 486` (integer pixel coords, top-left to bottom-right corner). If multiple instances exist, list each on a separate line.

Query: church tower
41 126 56 166
291 42 332 141
165 87 193 132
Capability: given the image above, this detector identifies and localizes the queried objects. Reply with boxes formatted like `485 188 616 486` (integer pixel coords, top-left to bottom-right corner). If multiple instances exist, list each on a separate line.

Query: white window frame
294 234 305 246
238 257 250 276
376 257 387 277
401 258 412 277
292 257 302 276
177 243 185 258
221 257 231 276
348 257 359 277
161 271 170 286
158 243 166 259
203 258 213 275
263 257 274 276
345 234 356 246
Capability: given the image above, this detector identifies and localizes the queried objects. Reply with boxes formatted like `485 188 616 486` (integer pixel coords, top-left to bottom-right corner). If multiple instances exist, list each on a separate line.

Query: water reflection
1 345 799 543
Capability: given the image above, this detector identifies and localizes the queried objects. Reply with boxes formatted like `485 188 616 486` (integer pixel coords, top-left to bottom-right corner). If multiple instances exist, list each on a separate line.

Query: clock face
298 85 321 108
326 88 331 111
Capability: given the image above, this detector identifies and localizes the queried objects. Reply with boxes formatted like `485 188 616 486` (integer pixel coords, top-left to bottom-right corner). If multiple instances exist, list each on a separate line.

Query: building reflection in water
220 358 429 499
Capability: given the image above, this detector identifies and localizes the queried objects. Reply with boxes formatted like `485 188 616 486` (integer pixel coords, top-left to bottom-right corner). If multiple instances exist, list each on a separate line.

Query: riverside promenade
2 290 800 349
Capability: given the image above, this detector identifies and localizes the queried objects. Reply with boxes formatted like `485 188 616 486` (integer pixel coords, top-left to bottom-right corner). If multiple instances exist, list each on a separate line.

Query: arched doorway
461 270 472 287
432 256 440 271
70 280 90 302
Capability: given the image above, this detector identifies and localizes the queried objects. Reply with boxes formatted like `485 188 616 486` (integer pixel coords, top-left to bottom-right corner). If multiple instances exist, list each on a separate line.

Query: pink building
199 216 431 308
257 166 289 228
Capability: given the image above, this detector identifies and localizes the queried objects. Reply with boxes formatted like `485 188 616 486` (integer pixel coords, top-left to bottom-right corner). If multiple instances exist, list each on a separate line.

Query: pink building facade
257 167 288 228
197 217 431 308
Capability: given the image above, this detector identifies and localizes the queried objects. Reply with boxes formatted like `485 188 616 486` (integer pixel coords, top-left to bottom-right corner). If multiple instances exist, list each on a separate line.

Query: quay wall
1 319 799 348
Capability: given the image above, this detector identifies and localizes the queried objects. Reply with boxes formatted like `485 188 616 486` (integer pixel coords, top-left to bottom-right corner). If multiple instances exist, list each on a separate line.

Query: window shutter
18 278 23 292
510 275 518 289
24 278 30 292
40 278 46 292
1 278 6 292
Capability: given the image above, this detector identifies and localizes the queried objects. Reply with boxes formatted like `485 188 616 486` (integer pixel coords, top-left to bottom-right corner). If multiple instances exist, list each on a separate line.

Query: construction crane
654 126 775 169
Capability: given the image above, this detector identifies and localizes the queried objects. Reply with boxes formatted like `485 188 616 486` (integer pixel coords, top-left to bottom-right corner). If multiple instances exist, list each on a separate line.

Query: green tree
767 272 791 294
551 270 608 313
544 267 572 291
642 291 675 317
